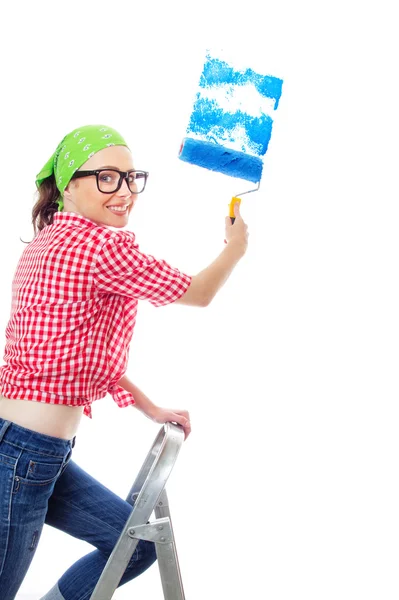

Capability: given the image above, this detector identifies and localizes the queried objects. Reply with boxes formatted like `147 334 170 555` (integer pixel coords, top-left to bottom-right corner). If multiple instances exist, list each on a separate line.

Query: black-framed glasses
71 169 149 194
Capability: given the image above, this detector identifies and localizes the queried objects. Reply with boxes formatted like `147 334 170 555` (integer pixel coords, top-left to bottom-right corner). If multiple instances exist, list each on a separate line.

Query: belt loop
0 420 11 443
71 436 76 448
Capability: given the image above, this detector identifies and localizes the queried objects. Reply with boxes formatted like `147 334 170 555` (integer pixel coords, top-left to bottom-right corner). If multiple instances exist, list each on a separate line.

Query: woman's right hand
224 202 249 252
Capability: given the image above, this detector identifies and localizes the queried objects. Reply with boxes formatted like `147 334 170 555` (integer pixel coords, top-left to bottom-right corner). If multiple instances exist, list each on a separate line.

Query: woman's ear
63 180 75 202
63 185 70 201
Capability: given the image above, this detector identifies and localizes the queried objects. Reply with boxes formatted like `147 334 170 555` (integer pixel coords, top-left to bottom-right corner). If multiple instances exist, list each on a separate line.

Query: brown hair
31 175 61 238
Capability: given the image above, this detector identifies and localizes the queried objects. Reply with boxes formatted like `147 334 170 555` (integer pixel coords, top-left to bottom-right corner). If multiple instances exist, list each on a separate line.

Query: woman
0 124 248 600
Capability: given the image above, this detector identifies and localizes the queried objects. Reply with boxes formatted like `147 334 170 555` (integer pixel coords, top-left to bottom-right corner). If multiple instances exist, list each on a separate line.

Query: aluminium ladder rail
90 422 186 600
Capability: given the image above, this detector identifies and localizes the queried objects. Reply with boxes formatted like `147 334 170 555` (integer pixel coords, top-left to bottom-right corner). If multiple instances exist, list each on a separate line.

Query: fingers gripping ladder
90 422 186 600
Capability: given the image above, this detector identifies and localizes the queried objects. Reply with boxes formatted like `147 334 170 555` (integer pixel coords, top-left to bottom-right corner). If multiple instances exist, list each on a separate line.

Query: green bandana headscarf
35 124 130 211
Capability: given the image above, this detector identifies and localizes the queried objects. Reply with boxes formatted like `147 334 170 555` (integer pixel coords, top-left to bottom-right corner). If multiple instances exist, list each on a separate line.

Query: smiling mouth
106 205 129 214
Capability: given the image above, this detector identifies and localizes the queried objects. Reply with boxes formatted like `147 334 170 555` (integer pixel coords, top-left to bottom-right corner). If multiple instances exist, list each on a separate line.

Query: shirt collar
52 211 130 234
51 211 136 240
52 211 99 229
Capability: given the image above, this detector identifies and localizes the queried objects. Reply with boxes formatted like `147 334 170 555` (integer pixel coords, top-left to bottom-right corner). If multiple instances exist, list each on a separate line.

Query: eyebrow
99 165 135 170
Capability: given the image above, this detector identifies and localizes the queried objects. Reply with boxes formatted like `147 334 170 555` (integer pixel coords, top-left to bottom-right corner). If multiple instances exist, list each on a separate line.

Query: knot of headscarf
35 124 130 211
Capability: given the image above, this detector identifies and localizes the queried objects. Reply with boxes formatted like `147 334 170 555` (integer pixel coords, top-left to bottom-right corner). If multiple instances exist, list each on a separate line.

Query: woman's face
62 146 139 227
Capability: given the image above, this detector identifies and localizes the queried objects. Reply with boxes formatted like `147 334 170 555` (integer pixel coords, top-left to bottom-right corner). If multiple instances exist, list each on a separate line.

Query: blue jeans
0 418 157 599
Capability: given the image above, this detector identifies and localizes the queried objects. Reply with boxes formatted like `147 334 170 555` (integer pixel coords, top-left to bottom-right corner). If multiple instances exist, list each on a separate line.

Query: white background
0 0 398 598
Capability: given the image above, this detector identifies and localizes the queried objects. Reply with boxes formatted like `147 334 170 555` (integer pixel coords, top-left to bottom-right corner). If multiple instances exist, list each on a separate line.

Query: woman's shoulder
93 226 139 251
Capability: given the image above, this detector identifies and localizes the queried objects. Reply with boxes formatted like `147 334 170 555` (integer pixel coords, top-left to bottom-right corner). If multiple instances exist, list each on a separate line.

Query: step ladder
90 422 186 600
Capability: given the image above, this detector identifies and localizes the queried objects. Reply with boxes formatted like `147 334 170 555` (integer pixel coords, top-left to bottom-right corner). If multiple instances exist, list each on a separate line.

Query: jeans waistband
0 418 75 457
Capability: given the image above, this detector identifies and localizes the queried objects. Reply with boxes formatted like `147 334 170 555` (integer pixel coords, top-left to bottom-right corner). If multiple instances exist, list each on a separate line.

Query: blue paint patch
188 97 273 156
200 55 283 109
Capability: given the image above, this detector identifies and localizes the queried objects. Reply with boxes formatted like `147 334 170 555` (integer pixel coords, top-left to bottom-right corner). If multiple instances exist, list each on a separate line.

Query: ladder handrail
126 422 184 507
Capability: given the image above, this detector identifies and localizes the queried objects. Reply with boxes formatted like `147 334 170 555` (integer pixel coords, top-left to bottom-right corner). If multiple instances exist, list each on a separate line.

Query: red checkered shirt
0 212 192 418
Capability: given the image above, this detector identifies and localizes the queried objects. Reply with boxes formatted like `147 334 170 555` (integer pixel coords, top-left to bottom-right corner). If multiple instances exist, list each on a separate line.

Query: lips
107 205 129 214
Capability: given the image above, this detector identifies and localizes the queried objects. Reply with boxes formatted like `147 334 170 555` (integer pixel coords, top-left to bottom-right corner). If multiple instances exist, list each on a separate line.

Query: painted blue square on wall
179 51 283 183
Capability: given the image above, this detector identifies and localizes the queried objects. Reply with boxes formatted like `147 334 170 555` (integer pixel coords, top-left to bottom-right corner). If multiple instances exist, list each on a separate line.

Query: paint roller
178 52 283 223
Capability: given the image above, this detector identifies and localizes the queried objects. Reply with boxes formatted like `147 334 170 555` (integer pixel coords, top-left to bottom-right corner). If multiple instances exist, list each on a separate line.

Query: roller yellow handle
229 196 241 223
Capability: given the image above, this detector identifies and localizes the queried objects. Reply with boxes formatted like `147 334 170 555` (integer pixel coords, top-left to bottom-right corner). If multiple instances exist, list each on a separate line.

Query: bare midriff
0 395 85 440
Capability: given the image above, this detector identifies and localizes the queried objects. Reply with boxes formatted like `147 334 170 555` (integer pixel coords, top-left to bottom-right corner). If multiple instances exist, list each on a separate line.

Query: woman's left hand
150 406 191 440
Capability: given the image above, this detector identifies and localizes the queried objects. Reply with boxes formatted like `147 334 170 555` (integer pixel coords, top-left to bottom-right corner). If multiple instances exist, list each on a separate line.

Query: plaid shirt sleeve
93 237 192 306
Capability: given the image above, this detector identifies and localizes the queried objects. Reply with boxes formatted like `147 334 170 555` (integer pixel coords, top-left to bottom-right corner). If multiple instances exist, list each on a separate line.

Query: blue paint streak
179 138 263 183
187 97 273 156
200 54 283 109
